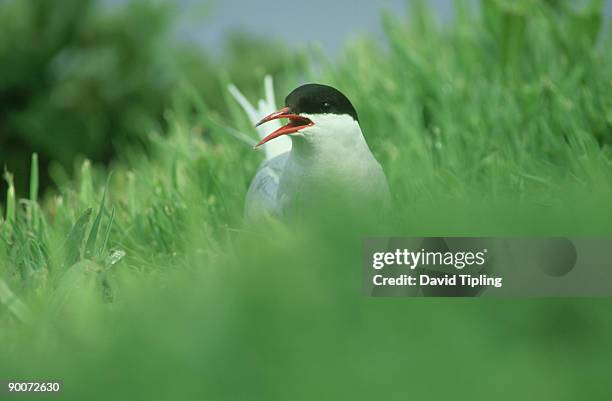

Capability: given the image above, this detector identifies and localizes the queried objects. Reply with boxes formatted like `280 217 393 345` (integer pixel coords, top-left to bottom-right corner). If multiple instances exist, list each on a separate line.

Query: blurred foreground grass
1 1 612 400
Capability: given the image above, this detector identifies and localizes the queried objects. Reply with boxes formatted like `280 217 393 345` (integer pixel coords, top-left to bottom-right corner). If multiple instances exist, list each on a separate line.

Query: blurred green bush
0 0 305 197
0 0 178 194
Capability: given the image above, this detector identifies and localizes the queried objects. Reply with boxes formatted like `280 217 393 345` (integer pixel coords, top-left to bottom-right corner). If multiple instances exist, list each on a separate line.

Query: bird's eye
323 102 331 110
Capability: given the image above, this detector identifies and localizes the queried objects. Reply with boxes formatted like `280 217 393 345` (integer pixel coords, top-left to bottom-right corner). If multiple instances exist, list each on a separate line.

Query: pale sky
103 0 612 56
177 0 456 55
173 0 612 56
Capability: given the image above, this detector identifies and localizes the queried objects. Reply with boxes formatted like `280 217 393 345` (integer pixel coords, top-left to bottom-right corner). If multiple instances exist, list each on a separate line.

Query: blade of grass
3 170 15 224
85 174 112 259
29 153 38 203
29 153 40 231
98 205 115 260
64 208 93 268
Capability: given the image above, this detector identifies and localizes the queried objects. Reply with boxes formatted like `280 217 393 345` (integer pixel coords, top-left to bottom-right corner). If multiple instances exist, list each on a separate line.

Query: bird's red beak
255 107 313 147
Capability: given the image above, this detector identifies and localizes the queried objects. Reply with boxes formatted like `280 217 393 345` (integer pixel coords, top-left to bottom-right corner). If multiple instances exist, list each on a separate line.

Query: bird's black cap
285 83 359 123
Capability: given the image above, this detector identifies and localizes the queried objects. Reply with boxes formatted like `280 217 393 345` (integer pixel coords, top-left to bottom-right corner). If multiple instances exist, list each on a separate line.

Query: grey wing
244 153 289 222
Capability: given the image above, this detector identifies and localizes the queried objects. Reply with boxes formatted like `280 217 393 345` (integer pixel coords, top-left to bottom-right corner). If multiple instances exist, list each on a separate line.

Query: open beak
254 107 313 147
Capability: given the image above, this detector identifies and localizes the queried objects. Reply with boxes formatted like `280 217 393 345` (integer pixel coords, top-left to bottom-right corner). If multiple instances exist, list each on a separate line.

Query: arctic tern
229 77 390 222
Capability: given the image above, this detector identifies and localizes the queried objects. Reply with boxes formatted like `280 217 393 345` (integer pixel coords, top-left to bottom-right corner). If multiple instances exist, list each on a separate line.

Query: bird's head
255 83 360 148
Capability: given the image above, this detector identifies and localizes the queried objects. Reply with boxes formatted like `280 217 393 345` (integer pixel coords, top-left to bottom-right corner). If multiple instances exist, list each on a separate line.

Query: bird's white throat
288 113 372 162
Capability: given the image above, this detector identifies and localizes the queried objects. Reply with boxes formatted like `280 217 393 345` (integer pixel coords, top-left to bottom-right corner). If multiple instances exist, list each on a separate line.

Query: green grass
2 1 612 400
